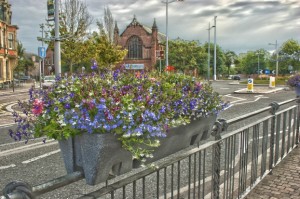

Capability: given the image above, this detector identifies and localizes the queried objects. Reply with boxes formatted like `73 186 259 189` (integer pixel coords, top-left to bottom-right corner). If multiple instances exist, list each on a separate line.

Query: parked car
232 75 241 80
42 75 56 89
19 76 31 81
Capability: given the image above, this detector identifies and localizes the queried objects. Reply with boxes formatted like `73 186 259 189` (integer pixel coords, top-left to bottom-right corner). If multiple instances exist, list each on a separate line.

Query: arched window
127 36 142 59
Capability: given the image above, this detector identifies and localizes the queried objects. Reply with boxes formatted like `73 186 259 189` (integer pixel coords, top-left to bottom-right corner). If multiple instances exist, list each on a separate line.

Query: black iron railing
1 99 299 199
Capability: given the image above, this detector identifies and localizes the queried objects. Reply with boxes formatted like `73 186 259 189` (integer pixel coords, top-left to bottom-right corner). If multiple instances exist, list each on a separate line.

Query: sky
8 0 300 55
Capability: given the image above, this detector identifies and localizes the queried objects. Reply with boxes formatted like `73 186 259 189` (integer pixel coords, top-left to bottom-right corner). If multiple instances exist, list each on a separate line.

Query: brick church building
114 16 165 71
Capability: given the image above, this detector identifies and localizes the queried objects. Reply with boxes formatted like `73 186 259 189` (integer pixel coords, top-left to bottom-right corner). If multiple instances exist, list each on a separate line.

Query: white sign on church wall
125 64 144 70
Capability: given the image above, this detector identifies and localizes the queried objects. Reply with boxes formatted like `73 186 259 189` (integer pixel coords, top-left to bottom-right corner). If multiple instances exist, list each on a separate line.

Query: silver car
42 75 56 89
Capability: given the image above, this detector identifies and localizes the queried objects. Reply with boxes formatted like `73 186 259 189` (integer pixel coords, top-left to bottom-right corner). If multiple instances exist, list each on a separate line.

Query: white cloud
8 0 300 54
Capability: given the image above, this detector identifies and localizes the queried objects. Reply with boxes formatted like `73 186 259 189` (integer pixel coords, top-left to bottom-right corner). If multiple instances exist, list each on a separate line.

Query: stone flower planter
58 133 132 185
134 114 217 166
58 115 217 185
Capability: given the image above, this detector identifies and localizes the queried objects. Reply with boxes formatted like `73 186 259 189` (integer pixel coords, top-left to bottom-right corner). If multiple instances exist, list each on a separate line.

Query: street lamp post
256 52 263 77
269 40 279 76
54 0 61 77
162 0 184 68
207 22 214 80
213 16 217 81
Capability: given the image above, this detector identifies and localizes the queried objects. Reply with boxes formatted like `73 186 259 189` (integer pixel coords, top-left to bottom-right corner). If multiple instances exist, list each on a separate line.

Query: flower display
9 63 228 160
286 74 300 88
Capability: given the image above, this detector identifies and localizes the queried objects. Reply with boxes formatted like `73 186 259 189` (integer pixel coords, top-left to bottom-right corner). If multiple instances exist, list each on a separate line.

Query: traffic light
156 50 165 60
160 50 165 60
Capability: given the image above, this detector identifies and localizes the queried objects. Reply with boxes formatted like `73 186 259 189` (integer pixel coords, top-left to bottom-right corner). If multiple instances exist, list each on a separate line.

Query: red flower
32 99 44 116
165 65 175 71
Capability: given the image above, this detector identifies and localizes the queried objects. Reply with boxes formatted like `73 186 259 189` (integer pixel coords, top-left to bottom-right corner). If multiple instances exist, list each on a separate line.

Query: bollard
247 78 253 92
269 76 275 88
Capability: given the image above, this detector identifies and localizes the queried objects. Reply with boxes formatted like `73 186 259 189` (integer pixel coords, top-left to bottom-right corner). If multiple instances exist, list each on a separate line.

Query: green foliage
224 51 238 76
278 39 300 73
59 0 93 73
202 42 226 78
167 39 201 72
238 49 271 75
14 42 34 76
81 33 127 71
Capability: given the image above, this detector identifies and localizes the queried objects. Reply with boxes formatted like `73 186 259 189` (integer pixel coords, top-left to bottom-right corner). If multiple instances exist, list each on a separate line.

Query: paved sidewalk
0 83 33 94
245 146 300 199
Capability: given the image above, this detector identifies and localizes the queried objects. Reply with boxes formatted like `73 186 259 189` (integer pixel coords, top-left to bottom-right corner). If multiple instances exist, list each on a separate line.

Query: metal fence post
269 102 279 173
296 98 300 145
211 119 226 199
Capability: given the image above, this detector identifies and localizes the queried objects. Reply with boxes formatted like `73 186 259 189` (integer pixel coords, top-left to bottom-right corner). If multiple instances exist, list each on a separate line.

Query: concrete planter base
133 114 217 167
58 133 132 185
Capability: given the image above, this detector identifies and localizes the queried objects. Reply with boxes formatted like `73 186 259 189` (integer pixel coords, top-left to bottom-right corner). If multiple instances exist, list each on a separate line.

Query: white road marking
22 149 60 164
0 123 15 128
0 94 27 98
223 94 246 104
233 95 269 105
0 164 16 170
220 88 230 90
0 140 56 157
6 103 16 112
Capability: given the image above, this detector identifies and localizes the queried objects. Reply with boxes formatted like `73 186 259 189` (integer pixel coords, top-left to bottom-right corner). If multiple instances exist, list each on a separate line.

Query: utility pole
163 0 184 68
40 24 45 78
213 16 217 81
54 0 61 77
207 22 214 81
275 40 278 76
269 40 279 76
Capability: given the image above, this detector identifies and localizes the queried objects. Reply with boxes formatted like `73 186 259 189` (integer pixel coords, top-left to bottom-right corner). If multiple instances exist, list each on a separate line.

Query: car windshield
44 76 55 81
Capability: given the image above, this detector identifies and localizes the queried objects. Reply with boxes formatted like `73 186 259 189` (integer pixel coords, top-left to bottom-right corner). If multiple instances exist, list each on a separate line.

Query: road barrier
1 98 299 199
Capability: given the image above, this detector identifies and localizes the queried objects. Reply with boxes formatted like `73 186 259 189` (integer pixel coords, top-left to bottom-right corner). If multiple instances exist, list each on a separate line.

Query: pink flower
149 77 156 82
32 99 44 116
146 95 150 102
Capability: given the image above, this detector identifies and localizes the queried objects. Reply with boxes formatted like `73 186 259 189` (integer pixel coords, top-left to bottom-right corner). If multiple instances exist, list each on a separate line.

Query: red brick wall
116 24 158 70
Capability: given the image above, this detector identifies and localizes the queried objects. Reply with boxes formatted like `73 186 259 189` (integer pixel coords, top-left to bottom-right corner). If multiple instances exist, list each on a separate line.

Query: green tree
58 0 93 73
279 39 300 74
81 31 127 71
14 42 34 76
224 50 238 76
203 43 226 78
167 39 205 75
238 49 270 75
96 6 114 43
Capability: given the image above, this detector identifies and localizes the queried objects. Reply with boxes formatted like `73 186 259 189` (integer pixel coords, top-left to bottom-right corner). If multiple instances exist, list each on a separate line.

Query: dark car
232 75 241 80
19 76 31 81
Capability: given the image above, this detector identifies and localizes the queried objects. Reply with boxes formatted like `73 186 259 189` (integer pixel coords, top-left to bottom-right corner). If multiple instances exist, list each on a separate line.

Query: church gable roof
128 15 142 27
120 15 166 43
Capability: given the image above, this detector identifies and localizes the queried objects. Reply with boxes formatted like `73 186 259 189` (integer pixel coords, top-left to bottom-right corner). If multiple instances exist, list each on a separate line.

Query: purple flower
91 60 98 70
65 103 71 109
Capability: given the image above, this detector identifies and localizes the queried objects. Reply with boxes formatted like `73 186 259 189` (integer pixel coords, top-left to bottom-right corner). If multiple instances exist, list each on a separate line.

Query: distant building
44 47 54 75
0 0 18 84
114 15 166 71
